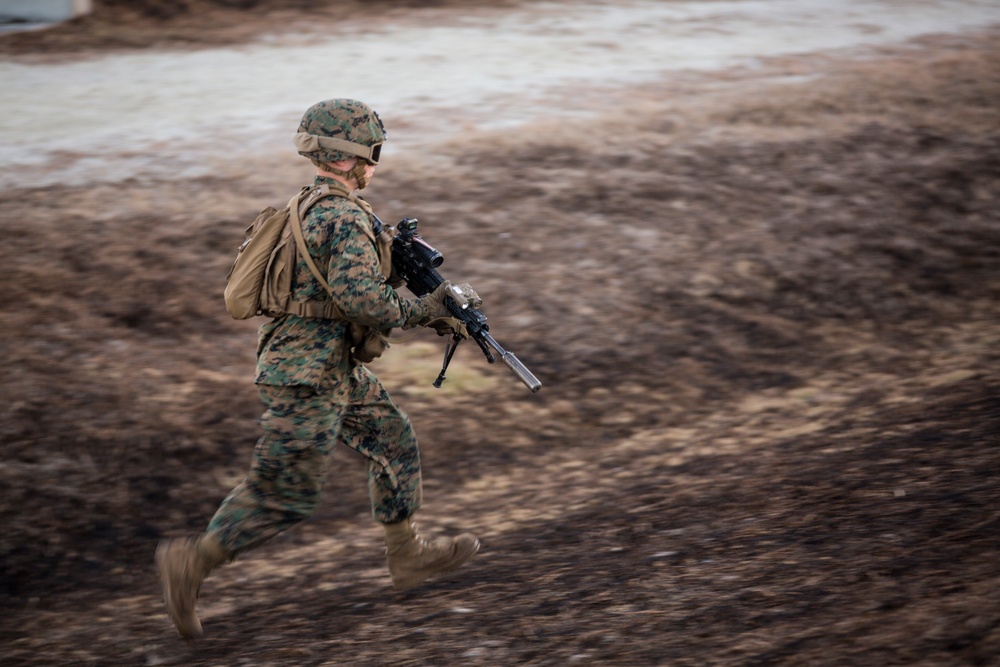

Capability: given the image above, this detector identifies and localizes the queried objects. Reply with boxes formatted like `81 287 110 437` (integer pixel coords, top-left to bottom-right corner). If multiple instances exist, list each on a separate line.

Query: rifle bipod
434 332 497 388
433 334 463 388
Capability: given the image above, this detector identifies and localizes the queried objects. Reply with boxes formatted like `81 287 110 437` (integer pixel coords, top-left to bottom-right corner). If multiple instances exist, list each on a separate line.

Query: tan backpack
224 185 394 361
225 186 339 319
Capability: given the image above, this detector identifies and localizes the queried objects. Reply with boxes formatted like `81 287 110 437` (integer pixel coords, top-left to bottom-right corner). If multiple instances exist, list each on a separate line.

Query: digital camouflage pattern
295 98 386 165
255 176 430 388
207 174 432 557
207 371 423 554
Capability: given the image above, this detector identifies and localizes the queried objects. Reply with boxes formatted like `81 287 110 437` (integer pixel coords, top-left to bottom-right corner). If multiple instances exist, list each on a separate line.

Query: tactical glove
419 281 481 320
386 268 406 290
425 316 469 338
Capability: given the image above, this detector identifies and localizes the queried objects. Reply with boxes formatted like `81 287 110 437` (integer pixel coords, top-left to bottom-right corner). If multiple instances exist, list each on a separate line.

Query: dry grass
1 18 999 667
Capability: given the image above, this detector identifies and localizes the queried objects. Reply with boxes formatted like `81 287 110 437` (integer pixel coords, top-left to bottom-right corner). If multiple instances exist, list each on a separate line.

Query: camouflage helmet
293 99 386 165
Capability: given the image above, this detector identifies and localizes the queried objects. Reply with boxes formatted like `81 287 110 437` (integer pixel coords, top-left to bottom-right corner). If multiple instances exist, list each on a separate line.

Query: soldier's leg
341 365 478 589
340 365 421 522
207 383 345 554
157 383 345 639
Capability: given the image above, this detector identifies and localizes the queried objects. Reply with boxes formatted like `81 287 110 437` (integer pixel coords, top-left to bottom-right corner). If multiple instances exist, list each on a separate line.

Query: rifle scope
396 218 443 268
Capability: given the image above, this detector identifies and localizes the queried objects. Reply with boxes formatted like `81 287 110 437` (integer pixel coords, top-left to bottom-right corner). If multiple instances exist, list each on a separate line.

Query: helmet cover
294 98 386 165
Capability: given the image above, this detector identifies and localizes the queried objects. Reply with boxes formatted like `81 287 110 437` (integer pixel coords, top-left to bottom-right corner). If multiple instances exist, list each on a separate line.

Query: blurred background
2 1 999 665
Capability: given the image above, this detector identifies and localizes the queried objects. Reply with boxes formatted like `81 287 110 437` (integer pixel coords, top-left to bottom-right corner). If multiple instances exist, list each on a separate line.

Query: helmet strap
350 160 370 190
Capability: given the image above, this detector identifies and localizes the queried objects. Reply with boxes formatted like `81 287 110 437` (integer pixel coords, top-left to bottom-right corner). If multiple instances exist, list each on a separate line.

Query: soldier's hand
387 272 406 290
424 316 469 338
420 281 481 320
420 280 456 320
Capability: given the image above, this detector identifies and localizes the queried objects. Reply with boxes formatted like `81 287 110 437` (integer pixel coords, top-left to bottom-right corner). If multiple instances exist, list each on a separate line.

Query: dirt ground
2 2 1000 666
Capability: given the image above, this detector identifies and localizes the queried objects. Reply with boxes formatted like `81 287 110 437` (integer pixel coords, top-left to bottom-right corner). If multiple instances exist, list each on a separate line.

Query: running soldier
155 99 481 640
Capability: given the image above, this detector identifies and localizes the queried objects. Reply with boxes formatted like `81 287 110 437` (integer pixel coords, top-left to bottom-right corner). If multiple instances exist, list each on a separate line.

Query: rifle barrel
482 332 542 393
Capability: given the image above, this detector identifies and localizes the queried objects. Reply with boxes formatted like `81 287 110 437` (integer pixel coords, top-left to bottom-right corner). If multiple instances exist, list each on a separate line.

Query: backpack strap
284 188 348 320
301 183 378 242
308 185 392 280
285 183 388 320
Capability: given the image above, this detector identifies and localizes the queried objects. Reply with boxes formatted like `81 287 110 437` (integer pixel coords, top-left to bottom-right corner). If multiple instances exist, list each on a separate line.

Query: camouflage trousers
206 365 422 556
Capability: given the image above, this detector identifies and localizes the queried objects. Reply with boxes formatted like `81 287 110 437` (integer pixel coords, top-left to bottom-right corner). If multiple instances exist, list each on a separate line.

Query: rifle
372 215 542 393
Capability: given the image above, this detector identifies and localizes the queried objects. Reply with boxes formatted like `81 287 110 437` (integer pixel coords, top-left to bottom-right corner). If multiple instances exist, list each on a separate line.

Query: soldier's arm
325 210 430 329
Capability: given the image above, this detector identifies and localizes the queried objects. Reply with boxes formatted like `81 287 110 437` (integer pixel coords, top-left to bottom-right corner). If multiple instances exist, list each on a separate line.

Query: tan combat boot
384 517 480 590
155 534 228 639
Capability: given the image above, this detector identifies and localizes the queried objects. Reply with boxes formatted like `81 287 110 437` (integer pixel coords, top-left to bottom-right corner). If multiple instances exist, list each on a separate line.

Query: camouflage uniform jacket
254 176 431 388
